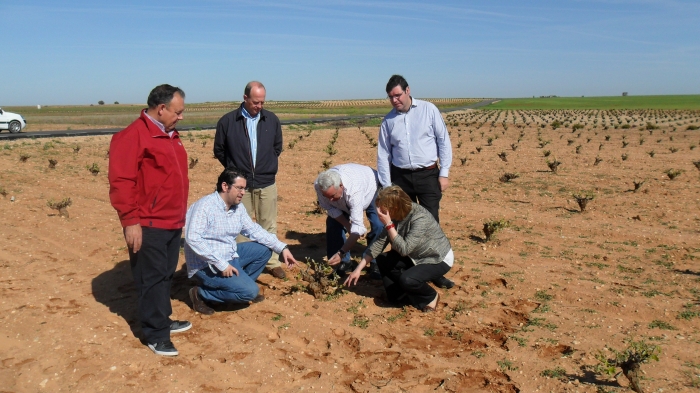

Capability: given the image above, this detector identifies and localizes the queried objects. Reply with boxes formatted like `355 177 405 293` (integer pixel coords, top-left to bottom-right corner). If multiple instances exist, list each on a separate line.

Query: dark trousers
128 227 181 343
376 250 450 310
390 165 442 222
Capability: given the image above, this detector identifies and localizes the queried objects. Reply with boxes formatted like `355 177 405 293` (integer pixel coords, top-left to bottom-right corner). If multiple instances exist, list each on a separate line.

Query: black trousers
376 250 450 310
128 227 181 343
390 165 442 222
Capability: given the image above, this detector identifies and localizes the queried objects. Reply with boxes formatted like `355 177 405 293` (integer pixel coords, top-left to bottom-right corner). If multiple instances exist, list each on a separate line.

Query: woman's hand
344 268 362 287
377 206 392 226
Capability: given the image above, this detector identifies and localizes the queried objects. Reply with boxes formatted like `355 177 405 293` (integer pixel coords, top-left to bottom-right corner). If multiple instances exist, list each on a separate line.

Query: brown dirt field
0 112 699 393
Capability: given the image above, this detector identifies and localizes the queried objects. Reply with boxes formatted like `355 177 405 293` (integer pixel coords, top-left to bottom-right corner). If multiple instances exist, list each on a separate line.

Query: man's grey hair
316 169 341 192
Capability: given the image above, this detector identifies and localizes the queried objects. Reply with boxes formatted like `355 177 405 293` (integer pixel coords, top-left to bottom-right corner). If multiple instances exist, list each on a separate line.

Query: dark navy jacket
213 104 283 189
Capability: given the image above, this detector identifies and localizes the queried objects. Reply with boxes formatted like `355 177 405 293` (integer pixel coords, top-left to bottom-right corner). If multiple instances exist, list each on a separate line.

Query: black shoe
369 262 382 280
170 320 192 334
252 294 265 303
337 260 356 273
252 286 265 303
148 340 178 356
432 276 454 289
189 286 215 315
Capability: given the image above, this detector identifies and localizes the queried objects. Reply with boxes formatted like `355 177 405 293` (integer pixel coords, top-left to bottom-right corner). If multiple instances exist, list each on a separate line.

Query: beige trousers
237 183 281 269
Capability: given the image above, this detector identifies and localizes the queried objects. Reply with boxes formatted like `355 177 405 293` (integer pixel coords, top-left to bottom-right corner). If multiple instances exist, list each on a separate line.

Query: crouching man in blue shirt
185 167 298 315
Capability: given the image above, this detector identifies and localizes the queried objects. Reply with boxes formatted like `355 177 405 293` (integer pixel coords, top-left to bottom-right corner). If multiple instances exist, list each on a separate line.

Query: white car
0 108 27 133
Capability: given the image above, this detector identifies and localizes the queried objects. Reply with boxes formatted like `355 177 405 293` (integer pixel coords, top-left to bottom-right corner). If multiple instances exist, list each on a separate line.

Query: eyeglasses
228 184 248 193
387 91 405 101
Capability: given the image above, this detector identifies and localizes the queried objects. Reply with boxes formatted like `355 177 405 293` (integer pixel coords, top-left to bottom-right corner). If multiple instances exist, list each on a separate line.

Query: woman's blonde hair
376 185 413 221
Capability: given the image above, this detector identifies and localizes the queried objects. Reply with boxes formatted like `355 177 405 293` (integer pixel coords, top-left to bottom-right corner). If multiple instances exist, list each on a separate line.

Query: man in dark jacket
109 84 191 357
213 81 286 279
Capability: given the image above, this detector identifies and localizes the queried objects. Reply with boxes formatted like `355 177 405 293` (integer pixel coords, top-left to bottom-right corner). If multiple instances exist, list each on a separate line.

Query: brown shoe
252 286 265 303
189 286 215 315
267 266 286 279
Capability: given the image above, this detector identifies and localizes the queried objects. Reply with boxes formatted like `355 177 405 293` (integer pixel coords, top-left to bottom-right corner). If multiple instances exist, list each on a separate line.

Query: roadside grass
4 98 481 130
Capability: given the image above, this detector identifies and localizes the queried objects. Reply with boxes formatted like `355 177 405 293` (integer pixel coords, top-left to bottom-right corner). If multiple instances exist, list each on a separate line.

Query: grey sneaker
148 340 178 356
170 320 192 333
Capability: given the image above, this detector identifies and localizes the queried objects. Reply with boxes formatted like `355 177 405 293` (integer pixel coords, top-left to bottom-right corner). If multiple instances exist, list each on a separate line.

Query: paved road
0 99 498 141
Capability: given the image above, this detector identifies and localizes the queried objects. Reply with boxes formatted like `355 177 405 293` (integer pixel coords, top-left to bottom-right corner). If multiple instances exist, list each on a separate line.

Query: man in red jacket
108 84 191 357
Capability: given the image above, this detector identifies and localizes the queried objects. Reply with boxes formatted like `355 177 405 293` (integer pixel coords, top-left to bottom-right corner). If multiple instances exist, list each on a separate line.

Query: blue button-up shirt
241 106 260 168
184 191 286 277
377 98 452 187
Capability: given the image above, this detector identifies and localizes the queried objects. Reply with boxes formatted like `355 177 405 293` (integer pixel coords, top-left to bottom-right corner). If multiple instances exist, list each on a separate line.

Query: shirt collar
241 106 260 120
215 191 239 212
395 96 417 115
143 110 167 134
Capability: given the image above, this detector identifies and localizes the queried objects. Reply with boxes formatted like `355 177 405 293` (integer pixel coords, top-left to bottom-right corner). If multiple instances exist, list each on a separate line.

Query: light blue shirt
377 98 452 187
184 191 286 277
241 106 260 168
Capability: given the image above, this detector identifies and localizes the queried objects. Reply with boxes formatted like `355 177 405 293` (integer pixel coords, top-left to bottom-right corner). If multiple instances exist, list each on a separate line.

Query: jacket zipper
242 116 256 186
171 134 186 217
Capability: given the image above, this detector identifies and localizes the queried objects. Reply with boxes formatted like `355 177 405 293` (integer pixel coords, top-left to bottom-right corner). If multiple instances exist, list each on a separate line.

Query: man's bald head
243 81 266 117
244 81 265 97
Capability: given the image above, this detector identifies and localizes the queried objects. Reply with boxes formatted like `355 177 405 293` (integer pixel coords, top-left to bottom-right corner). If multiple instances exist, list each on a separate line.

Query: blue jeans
194 242 271 304
326 192 384 260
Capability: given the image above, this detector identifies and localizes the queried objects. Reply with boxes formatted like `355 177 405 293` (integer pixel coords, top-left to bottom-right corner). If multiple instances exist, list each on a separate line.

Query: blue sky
2 0 699 105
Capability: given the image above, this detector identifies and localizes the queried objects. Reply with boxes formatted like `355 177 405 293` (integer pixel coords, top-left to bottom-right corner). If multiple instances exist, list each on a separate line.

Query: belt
392 163 437 172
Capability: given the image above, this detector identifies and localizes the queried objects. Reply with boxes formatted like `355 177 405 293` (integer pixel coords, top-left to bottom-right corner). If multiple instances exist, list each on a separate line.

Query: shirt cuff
439 168 450 178
272 242 287 254
213 259 230 273
349 223 367 236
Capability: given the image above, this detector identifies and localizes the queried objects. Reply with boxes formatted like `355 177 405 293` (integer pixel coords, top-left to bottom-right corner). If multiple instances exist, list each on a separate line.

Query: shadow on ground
92 259 194 340
285 230 327 261
91 259 141 339
675 268 700 277
566 368 622 389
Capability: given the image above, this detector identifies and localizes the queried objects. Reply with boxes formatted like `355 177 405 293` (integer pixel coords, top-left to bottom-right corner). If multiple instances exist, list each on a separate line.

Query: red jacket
109 111 189 229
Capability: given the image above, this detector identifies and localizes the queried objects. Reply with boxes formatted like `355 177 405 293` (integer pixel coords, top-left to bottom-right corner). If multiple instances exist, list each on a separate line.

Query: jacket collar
235 103 267 122
140 110 179 139
399 203 420 223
